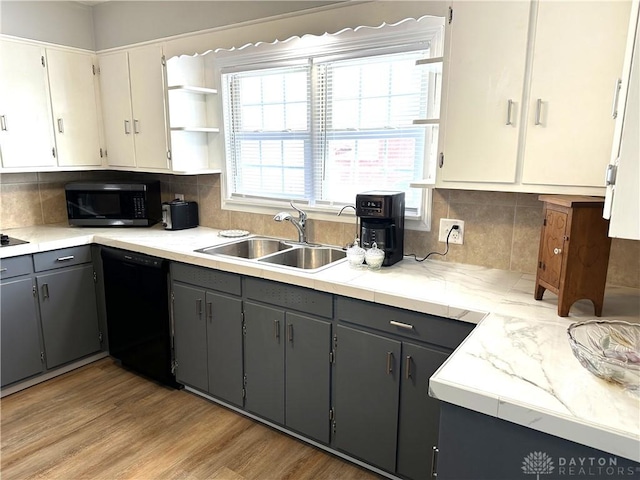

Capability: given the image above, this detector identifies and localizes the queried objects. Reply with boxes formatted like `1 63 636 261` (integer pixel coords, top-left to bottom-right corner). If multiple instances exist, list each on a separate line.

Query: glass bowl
364 243 385 270
567 320 640 395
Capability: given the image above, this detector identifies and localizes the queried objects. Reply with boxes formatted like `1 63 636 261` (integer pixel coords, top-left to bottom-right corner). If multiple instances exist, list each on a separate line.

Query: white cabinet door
440 1 530 183
0 40 56 168
607 6 639 240
98 51 136 167
47 49 103 167
522 1 631 187
128 46 169 170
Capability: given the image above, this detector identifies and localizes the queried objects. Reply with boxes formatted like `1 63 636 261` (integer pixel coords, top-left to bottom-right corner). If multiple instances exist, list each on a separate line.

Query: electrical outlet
439 219 465 245
175 193 185 201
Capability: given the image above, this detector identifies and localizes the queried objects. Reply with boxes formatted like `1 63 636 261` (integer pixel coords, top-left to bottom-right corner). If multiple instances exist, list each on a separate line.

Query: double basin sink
195 236 346 272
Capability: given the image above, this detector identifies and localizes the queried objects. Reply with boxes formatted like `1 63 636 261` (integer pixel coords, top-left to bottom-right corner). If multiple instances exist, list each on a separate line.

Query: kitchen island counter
1 223 638 463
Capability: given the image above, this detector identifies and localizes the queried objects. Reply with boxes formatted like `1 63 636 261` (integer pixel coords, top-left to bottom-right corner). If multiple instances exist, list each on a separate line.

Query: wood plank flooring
1 358 380 480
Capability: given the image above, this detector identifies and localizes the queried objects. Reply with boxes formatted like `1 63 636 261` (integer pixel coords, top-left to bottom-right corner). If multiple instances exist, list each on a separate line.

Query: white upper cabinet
0 39 104 170
604 3 639 240
0 40 56 168
98 45 170 171
436 1 631 194
439 1 530 184
522 1 631 187
47 49 103 167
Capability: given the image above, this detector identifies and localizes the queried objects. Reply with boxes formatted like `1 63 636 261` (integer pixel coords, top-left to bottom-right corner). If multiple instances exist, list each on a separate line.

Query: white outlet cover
439 218 465 244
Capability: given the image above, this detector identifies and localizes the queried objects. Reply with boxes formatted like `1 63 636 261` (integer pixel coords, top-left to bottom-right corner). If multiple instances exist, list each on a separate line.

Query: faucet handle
289 201 307 223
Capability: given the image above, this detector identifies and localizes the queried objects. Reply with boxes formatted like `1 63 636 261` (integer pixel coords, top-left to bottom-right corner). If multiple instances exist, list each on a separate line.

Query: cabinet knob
554 248 562 255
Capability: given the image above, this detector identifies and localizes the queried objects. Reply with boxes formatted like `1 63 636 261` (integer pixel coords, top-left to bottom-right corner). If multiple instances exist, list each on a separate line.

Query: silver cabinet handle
611 78 622 119
207 302 213 323
124 120 131 134
134 119 140 134
534 98 543 126
57 118 64 133
274 319 280 340
196 298 202 316
506 99 514 125
0 267 7 273
287 323 293 343
42 283 50 299
405 355 412 380
0 115 7 131
430 446 439 478
386 352 394 375
554 248 562 255
56 255 74 262
390 320 414 330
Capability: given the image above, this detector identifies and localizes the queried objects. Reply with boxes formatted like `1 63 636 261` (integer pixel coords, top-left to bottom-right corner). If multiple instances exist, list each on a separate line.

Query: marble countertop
1 224 639 461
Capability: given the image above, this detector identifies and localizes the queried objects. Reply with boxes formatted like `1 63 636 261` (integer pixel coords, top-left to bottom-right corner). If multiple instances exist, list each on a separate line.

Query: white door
128 46 170 170
439 1 530 184
98 51 136 167
522 1 631 187
0 40 56 168
47 49 103 167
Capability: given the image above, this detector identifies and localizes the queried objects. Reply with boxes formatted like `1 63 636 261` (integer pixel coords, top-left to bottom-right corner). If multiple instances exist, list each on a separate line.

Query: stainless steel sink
195 237 290 259
194 236 346 272
258 246 346 270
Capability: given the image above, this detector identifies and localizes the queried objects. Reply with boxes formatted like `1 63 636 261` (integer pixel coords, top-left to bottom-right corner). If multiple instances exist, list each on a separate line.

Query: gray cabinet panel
173 283 208 391
171 263 241 296
33 245 92 272
285 312 331 444
37 264 100 369
0 255 33 280
334 325 401 473
244 301 285 424
397 342 448 480
206 291 243 406
244 277 332 318
0 277 43 386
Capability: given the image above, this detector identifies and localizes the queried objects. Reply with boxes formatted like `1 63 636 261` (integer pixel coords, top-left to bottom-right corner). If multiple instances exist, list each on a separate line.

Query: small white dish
219 229 250 238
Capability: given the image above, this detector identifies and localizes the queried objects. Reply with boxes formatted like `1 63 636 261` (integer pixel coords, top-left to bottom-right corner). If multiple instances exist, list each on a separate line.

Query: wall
0 1 95 49
1 172 638 289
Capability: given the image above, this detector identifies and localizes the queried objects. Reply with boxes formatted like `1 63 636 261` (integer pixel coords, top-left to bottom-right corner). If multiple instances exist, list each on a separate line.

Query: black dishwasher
101 246 180 388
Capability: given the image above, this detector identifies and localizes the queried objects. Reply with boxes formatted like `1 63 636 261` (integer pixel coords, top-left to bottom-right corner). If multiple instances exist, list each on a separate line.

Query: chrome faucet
274 201 308 243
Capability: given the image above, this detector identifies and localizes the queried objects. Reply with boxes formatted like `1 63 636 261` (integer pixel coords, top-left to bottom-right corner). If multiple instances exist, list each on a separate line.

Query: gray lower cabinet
335 296 474 479
244 278 333 444
0 273 43 387
436 402 640 480
334 325 401 473
36 264 101 369
171 263 244 406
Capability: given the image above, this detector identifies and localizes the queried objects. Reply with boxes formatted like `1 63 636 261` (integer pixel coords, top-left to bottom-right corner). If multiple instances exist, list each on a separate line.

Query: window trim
210 16 444 231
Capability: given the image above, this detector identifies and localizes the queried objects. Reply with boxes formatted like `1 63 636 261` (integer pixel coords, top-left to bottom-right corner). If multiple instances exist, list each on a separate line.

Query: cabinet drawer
33 246 92 272
0 255 33 280
171 262 241 296
336 296 474 350
244 277 333 319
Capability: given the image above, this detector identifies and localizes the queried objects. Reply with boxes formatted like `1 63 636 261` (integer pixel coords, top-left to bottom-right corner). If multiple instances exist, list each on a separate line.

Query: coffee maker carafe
356 191 405 266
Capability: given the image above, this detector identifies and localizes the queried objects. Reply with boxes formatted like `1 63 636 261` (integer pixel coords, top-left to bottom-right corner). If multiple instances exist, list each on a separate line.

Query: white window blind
217 16 444 217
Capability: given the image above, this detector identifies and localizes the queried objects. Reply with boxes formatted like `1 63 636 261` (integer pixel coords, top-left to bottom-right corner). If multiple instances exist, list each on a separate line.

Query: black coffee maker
356 191 405 266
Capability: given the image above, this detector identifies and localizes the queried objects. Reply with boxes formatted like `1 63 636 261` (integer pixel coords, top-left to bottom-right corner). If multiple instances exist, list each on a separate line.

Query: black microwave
65 181 162 227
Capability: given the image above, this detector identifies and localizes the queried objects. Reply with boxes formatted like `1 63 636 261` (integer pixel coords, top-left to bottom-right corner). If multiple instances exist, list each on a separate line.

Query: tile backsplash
1 171 637 289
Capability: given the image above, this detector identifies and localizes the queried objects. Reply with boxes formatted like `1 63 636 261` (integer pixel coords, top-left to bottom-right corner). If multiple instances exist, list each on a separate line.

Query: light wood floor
1 358 380 480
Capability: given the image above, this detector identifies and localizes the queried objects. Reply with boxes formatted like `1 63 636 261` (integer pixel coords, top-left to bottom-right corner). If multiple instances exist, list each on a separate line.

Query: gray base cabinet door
173 283 208 391
397 342 448 480
206 291 243 406
285 312 331 444
244 302 285 424
334 325 401 473
0 278 43 386
36 265 100 369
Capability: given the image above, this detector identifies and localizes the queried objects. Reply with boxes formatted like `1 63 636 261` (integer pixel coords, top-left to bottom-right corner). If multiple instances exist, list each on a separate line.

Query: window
217 16 444 224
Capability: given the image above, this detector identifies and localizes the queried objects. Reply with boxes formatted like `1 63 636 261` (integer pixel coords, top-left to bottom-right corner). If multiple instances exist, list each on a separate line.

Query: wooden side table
534 195 612 317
